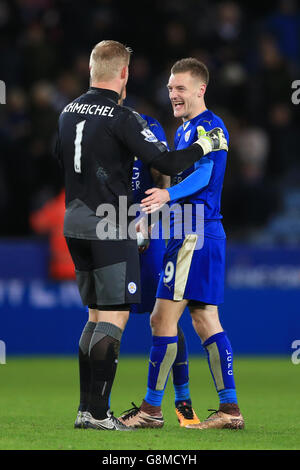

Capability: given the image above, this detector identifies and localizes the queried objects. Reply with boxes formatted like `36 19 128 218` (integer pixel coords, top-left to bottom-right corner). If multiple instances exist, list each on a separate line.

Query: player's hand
135 218 150 253
195 127 228 154
140 188 170 214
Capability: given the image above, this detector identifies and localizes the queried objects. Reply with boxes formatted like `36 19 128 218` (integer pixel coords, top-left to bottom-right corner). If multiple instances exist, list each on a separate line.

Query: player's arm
167 157 214 201
141 157 214 214
114 110 227 176
150 168 170 189
147 120 171 188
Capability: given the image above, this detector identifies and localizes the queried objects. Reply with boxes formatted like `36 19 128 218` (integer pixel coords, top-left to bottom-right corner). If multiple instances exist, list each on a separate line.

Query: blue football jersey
171 109 229 239
130 114 169 314
131 114 169 204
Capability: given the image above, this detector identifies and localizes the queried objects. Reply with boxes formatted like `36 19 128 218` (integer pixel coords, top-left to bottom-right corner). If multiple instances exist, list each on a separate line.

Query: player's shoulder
121 106 148 125
196 110 229 140
59 93 85 117
140 114 169 149
140 114 161 128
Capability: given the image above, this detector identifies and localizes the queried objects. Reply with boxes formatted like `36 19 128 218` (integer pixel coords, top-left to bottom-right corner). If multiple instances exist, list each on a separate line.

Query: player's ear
198 83 206 97
120 65 128 80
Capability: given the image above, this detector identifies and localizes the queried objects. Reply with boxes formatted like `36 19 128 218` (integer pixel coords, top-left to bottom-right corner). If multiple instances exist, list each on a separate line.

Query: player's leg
75 307 97 425
76 306 130 430
65 237 97 428
68 237 139 431
161 235 200 426
187 302 244 429
83 239 140 430
131 237 197 425
119 298 187 428
172 324 200 426
172 325 190 405
85 307 130 430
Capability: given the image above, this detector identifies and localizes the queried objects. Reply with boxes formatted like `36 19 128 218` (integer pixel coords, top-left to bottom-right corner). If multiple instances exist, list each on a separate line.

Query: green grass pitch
0 356 299 450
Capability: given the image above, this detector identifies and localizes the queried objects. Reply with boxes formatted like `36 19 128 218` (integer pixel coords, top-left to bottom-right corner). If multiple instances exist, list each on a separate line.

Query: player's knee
149 311 161 331
150 311 177 336
190 310 211 335
191 314 204 333
150 311 168 335
190 307 222 342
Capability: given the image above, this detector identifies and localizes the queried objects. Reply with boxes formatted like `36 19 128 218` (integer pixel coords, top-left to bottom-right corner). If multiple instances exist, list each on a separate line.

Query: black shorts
66 237 141 310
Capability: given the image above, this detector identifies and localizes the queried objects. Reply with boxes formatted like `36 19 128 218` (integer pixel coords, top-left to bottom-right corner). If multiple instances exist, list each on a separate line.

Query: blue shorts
156 234 226 306
130 237 166 314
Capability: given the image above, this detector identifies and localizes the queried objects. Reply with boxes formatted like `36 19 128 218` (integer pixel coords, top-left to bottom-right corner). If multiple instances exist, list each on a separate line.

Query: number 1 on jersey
74 120 86 173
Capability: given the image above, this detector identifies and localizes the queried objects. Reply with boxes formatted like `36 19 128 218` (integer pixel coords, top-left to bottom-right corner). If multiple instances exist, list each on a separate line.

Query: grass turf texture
0 356 299 450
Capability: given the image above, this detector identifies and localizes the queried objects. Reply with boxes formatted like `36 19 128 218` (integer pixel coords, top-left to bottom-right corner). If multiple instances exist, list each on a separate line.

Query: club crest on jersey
128 282 137 294
185 130 191 142
141 128 158 143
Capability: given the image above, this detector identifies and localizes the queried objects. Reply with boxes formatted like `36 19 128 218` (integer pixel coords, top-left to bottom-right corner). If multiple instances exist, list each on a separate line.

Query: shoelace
206 409 219 420
177 403 194 419
120 402 140 420
107 410 126 426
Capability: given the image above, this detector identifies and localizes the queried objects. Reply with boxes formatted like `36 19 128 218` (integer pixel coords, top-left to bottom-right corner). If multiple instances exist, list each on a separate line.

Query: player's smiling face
167 72 206 122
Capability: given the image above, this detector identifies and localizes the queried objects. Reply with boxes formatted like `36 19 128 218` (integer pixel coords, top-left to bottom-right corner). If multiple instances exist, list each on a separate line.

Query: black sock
88 322 123 420
78 321 97 412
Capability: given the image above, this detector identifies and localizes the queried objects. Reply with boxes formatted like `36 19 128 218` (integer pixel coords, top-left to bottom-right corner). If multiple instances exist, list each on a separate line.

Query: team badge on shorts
128 282 137 294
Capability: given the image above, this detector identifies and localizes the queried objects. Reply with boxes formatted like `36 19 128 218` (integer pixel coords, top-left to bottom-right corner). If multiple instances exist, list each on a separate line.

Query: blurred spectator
266 103 299 178
163 21 188 61
27 81 62 211
52 72 82 112
247 34 292 123
30 189 76 280
222 126 280 238
126 55 154 103
72 54 90 91
0 1 298 243
264 0 300 72
4 87 30 141
21 22 59 85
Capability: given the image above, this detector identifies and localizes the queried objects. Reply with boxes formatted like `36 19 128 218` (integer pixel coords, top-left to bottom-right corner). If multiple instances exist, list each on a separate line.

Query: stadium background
0 0 300 359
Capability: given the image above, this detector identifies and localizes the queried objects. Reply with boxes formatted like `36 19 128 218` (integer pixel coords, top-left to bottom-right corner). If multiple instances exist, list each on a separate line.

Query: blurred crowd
1 0 300 245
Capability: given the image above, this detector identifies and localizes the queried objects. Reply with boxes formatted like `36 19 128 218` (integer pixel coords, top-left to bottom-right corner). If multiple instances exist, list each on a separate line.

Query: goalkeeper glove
194 126 228 155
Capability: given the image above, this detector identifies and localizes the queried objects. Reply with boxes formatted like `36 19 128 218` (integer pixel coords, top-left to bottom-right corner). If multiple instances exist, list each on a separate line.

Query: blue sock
172 326 191 406
145 335 178 407
203 331 238 405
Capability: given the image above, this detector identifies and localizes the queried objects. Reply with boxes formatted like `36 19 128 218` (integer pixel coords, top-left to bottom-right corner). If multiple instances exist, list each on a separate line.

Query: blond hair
171 58 209 85
89 40 132 82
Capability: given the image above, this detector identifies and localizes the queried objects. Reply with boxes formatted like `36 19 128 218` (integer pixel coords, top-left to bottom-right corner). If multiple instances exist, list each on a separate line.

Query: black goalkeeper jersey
56 87 203 240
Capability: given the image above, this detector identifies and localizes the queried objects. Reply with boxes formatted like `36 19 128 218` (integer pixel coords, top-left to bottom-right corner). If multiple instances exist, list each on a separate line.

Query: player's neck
90 80 122 96
183 103 208 123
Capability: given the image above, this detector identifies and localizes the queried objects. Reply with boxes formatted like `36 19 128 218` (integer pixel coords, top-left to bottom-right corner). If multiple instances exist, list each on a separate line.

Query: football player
120 58 244 430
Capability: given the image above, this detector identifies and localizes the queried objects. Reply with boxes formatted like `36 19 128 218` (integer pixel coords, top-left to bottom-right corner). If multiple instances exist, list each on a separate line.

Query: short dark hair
171 58 209 85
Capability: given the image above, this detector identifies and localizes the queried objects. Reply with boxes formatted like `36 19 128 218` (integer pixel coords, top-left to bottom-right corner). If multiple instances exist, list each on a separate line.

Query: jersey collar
87 87 120 103
182 109 211 130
